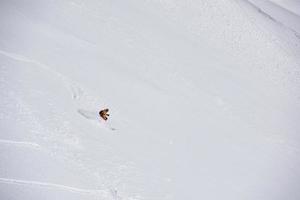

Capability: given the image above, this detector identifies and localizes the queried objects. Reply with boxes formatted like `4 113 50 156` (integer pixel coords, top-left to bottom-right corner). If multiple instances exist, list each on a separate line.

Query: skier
99 108 109 121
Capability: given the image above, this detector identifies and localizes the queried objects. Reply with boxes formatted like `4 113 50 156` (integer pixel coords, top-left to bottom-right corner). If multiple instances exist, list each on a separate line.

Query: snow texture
0 0 299 199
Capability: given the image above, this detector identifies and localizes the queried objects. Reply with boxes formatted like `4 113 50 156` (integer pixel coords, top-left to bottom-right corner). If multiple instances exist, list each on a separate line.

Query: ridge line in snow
241 0 300 37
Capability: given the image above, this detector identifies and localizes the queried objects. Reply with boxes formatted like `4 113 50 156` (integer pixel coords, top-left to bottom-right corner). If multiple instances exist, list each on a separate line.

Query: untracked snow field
0 0 300 199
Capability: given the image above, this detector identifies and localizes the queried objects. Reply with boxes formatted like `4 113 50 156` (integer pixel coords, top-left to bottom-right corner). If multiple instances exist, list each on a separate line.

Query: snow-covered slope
0 0 299 199
249 0 300 35
270 0 300 16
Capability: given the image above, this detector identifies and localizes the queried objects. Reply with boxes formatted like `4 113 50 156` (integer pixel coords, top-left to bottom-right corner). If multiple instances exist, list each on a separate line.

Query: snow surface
0 0 300 199
270 0 300 16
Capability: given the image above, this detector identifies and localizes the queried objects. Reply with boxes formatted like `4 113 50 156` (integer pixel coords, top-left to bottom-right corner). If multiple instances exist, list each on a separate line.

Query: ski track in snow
0 139 41 149
71 85 84 100
0 177 111 197
1 1 299 199
77 109 116 131
0 49 85 102
0 49 106 121
77 109 97 120
0 49 118 137
0 49 115 113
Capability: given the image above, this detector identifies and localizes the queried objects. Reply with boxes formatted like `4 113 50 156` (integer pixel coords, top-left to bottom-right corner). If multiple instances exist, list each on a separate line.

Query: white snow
270 0 300 16
0 0 300 199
